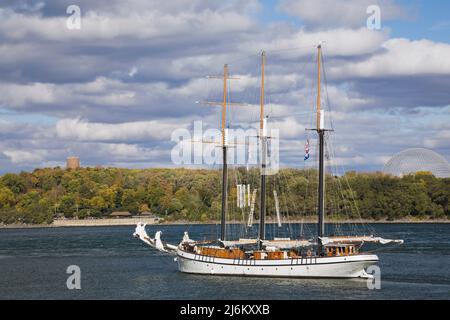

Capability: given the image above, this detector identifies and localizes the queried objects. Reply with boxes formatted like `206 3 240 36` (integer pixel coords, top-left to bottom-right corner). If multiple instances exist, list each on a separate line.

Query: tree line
0 167 448 225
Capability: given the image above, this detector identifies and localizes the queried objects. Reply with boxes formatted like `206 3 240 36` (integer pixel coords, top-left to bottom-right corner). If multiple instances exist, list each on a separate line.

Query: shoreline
1 217 449 229
158 218 450 225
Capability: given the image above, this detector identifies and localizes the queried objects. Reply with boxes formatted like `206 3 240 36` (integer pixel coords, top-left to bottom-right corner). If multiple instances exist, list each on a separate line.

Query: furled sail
221 238 314 249
320 236 404 245
221 238 257 246
263 239 314 249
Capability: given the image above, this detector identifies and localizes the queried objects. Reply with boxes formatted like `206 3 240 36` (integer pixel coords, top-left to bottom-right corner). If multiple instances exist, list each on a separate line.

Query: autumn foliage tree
0 167 448 225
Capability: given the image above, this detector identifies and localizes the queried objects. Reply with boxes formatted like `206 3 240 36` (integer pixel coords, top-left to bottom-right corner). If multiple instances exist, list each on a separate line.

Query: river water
0 223 449 299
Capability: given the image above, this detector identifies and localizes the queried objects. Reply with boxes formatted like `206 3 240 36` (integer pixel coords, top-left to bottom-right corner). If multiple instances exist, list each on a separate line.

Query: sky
0 0 449 174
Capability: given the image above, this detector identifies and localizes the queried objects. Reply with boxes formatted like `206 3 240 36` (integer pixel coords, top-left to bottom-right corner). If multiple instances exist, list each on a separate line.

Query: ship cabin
180 241 318 261
184 243 361 259
325 244 359 257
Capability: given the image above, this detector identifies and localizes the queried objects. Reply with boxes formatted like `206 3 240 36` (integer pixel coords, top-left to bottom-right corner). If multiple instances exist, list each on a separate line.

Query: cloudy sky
0 0 449 174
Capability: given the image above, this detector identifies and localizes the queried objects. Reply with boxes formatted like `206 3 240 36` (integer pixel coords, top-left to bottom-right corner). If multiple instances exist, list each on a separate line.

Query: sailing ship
134 45 403 278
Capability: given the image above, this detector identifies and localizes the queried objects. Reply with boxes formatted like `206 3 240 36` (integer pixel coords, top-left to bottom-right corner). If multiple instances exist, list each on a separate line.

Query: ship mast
316 44 325 255
220 64 229 242
258 51 267 249
203 65 243 241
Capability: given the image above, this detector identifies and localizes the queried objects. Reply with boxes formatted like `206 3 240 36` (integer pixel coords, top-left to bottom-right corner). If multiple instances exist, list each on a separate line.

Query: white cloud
330 38 450 78
128 67 138 77
3 150 46 164
0 1 448 173
0 78 135 109
329 155 390 167
424 130 450 149
56 118 189 142
96 143 168 161
278 0 406 29
0 82 56 107
324 85 374 110
0 3 255 41
241 27 387 58
269 117 306 139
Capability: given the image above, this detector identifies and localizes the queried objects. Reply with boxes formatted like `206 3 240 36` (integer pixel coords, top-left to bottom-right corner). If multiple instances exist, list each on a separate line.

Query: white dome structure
383 148 450 178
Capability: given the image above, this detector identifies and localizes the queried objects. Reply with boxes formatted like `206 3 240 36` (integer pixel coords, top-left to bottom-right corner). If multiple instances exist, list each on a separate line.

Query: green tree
1 174 26 194
60 194 76 218
0 187 16 208
121 189 140 214
89 196 107 212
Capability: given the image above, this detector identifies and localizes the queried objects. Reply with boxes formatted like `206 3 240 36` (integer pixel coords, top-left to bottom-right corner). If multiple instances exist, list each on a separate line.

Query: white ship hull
176 249 378 278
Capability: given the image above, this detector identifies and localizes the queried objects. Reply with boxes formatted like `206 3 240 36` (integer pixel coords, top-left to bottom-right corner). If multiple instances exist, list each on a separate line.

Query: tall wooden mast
221 64 228 146
316 44 325 255
260 52 266 134
316 45 322 131
258 51 267 248
202 65 244 241
220 64 229 241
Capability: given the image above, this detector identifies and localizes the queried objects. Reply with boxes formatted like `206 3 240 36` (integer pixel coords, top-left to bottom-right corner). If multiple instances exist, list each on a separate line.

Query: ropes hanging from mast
203 44 379 243
247 188 257 227
273 190 282 227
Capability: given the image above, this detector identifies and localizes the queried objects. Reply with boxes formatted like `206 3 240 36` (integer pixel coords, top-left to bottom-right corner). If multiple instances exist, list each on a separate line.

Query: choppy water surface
0 223 449 299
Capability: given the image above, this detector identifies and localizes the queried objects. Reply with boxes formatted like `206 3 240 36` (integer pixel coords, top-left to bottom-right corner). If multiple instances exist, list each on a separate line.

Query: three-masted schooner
134 45 403 278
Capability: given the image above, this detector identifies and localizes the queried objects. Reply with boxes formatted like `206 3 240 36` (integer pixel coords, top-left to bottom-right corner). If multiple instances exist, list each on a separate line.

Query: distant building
110 211 132 218
383 148 450 178
66 156 80 170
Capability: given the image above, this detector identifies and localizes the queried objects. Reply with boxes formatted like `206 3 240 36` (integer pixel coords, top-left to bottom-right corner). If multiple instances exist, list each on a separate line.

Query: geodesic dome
383 148 450 178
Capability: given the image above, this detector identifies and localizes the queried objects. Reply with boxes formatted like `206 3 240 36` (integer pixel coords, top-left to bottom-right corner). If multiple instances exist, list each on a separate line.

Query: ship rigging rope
277 166 313 239
321 53 359 236
225 44 316 69
320 51 377 237
196 46 380 244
